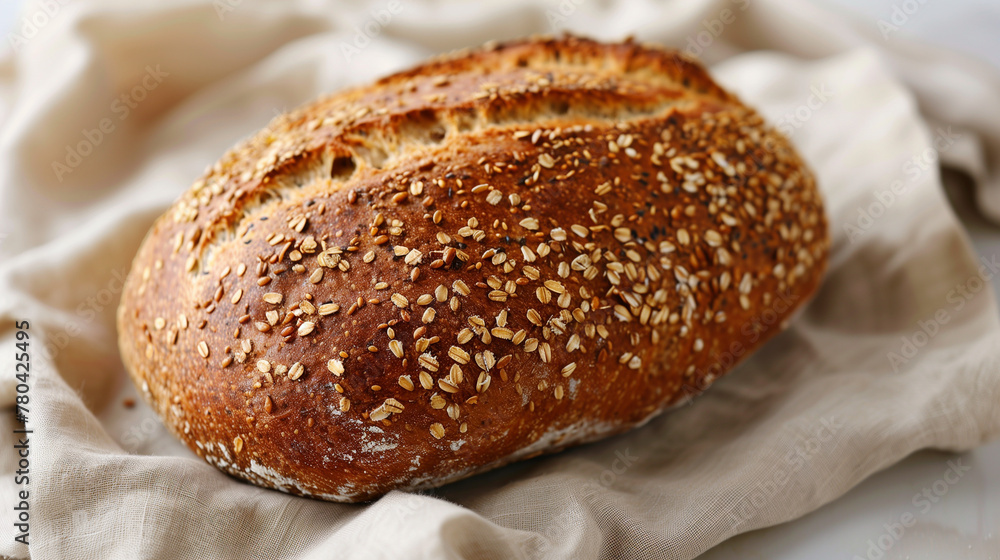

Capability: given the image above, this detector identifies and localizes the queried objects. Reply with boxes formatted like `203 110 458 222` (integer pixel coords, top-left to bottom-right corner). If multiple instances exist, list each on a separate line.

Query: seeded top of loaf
118 35 827 501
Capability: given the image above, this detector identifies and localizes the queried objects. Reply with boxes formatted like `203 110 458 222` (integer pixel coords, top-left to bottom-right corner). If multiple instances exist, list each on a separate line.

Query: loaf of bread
117 36 828 502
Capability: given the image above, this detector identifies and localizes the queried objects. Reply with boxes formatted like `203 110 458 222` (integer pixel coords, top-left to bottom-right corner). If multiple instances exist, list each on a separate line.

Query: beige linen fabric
2 0 1000 558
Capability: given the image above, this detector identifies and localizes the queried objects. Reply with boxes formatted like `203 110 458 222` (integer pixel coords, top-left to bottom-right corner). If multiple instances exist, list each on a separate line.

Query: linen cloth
2 0 1000 558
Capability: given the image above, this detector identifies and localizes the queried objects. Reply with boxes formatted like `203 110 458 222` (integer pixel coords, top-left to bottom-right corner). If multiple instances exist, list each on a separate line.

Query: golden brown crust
116 35 828 502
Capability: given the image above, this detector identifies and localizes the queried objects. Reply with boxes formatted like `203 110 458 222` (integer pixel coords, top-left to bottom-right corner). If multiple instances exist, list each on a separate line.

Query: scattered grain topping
434 285 448 302
438 378 459 393
287 362 305 380
404 249 423 265
266 310 280 325
391 293 409 308
419 371 434 390
318 303 340 315
383 398 404 413
457 328 474 344
476 372 492 393
298 322 316 337
263 293 283 305
428 394 447 410
566 334 581 353
430 423 445 439
448 346 470 364
233 436 244 454
398 375 414 391
486 190 503 205
197 341 210 358
544 280 565 294
491 327 514 340
419 352 439 372
422 308 436 324
453 280 471 296
444 365 461 386
536 286 551 304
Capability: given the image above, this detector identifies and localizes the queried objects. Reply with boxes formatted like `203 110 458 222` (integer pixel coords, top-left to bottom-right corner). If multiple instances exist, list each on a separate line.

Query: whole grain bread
117 35 828 502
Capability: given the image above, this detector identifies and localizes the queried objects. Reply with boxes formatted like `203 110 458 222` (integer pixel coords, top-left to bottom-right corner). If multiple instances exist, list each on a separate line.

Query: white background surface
2 1 998 558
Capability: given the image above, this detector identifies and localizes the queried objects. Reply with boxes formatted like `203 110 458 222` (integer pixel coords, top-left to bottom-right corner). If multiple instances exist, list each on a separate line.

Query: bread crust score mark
117 35 829 502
